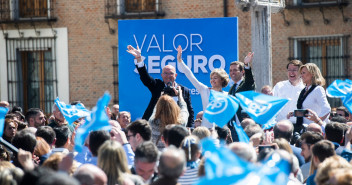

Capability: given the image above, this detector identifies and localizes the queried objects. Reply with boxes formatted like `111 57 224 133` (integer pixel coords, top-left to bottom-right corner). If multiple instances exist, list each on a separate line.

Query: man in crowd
150 146 186 185
299 131 324 180
131 141 159 184
126 119 152 151
228 52 255 141
273 120 305 166
25 108 46 128
127 45 194 127
49 104 74 133
111 104 119 120
336 106 350 121
117 111 131 130
272 60 305 127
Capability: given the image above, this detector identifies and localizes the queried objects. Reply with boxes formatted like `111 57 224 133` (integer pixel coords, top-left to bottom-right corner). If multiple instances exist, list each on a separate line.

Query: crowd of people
0 46 352 185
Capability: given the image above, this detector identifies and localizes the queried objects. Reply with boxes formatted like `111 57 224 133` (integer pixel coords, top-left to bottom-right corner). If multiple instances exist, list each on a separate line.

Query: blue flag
236 91 289 125
196 139 291 185
204 90 239 127
74 93 112 152
232 121 250 143
261 117 277 130
327 79 352 113
0 107 9 137
55 98 90 125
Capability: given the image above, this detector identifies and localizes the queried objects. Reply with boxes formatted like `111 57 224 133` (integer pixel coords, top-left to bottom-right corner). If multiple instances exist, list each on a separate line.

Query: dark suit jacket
136 65 194 127
228 67 255 141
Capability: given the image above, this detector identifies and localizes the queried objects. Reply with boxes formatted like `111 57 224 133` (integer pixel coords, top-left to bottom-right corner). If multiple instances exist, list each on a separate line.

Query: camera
258 145 275 152
294 109 308 117
163 82 177 97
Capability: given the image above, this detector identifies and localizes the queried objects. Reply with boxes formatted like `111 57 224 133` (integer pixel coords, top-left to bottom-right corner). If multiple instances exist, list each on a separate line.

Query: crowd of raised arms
0 45 352 185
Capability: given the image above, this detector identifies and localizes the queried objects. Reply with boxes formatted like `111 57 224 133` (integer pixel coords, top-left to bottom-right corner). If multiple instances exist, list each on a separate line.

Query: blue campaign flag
197 138 253 185
327 79 352 113
0 107 9 137
55 98 90 126
232 121 250 143
204 90 239 127
74 93 112 152
261 117 277 130
236 91 289 125
196 139 291 185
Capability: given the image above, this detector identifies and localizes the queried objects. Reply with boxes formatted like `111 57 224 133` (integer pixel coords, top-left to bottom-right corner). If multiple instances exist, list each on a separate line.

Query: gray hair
158 146 186 179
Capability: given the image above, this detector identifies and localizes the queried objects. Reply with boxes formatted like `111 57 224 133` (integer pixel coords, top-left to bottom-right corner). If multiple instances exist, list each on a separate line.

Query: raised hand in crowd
177 45 183 62
243 52 254 66
305 109 324 126
18 149 35 170
126 45 142 62
0 101 9 108
345 126 352 151
110 127 128 145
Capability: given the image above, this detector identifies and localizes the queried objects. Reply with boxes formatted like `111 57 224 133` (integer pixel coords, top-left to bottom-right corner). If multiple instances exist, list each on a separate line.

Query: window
289 35 350 107
6 37 57 114
105 0 163 18
125 0 156 13
19 0 49 18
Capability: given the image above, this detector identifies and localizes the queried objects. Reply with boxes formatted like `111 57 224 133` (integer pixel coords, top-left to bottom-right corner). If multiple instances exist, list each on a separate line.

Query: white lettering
148 56 160 73
190 88 200 95
190 34 203 51
194 55 208 73
162 34 173 52
173 34 189 51
133 34 147 50
208 55 226 71
161 55 176 69
147 35 161 52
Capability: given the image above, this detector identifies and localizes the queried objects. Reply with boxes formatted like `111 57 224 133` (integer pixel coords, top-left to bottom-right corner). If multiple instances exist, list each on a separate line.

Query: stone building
0 0 350 114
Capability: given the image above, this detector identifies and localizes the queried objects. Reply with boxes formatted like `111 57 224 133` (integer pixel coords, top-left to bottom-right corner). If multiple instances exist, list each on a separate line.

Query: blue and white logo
327 79 352 113
236 91 288 125
205 97 228 115
204 90 239 127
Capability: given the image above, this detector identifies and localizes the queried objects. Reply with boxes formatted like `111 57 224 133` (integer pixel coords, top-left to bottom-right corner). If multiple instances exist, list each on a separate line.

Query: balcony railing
105 0 165 19
285 0 349 8
0 0 57 23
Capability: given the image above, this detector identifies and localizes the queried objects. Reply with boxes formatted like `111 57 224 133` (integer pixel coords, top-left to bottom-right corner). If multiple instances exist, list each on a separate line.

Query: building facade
0 0 350 114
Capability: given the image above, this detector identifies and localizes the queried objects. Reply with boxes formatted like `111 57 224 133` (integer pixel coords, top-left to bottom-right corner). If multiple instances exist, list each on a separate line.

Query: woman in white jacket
177 45 229 128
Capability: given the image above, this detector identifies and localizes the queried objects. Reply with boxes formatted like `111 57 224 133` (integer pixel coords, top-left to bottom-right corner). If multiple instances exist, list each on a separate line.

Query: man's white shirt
272 80 305 123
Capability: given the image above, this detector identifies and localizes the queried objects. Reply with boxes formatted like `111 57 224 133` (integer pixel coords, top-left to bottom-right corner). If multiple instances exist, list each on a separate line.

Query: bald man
127 45 194 127
150 146 186 185
74 164 107 185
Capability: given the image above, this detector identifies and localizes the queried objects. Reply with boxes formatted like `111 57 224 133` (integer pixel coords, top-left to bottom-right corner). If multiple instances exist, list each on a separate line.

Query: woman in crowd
288 63 331 133
149 87 189 150
34 137 51 165
177 45 230 128
98 140 143 185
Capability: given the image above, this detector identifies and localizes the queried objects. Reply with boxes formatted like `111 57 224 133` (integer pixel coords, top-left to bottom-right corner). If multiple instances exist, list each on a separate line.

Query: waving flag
74 92 112 152
196 139 291 185
261 118 277 130
327 79 352 113
204 90 239 127
55 98 90 125
0 107 9 137
232 121 250 143
236 91 288 125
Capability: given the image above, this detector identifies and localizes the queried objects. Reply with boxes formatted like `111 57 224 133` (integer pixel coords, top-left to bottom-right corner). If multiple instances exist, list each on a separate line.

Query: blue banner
118 18 238 121
236 91 289 125
204 90 239 128
327 79 352 113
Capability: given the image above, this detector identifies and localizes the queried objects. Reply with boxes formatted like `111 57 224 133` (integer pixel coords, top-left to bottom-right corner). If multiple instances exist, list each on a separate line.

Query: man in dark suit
127 45 194 127
228 52 255 141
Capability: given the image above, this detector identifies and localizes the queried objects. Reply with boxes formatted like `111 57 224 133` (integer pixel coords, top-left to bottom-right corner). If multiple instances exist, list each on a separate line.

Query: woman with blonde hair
149 89 189 150
288 63 331 133
98 140 143 185
177 46 230 128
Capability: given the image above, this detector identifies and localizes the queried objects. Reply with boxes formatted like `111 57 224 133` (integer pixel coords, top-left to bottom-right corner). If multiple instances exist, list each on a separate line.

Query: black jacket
136 65 194 127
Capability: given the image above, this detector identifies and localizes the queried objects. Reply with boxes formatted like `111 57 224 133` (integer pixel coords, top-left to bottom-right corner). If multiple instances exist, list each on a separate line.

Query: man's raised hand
243 52 254 65
126 45 141 59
